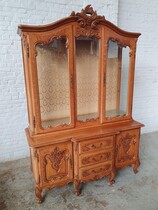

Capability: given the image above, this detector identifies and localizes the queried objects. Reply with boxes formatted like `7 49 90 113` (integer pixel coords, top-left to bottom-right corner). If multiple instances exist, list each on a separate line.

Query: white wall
118 0 158 133
0 0 118 162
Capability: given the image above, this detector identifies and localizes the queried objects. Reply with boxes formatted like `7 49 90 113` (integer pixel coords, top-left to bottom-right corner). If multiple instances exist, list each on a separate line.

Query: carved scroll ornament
71 5 105 30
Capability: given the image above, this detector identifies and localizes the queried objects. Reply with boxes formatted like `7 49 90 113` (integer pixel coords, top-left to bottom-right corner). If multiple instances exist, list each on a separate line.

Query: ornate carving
81 151 112 165
77 117 99 126
35 29 66 47
46 123 69 129
117 133 137 163
44 147 68 173
82 164 111 177
108 37 129 48
121 133 136 153
71 5 105 30
34 29 66 57
75 27 101 38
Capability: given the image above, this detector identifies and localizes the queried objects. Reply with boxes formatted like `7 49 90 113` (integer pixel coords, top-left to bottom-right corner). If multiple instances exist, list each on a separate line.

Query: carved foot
109 171 116 185
35 186 42 204
74 179 81 196
133 160 140 174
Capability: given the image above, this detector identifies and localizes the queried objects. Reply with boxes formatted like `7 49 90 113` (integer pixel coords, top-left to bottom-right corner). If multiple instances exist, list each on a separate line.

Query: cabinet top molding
18 4 141 38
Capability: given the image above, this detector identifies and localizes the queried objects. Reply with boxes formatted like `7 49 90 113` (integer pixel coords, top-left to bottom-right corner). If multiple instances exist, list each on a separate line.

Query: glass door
105 39 130 120
35 36 72 130
75 37 100 125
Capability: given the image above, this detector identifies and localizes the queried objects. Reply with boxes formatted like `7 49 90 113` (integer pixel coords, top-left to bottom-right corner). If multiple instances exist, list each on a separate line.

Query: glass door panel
76 37 99 122
105 39 129 118
36 38 70 128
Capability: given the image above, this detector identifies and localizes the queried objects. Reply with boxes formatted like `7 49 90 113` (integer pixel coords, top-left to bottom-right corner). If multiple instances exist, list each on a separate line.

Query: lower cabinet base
26 123 143 203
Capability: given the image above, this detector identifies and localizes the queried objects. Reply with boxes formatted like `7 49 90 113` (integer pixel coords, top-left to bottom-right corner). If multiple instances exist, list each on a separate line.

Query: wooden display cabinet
18 5 144 203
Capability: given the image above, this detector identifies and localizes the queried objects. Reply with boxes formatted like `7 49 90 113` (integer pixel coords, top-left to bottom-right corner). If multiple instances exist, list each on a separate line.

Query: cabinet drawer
79 162 112 181
79 150 113 168
79 136 114 154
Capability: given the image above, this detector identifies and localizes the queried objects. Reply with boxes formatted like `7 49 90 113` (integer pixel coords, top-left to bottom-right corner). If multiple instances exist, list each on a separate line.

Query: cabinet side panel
21 34 34 131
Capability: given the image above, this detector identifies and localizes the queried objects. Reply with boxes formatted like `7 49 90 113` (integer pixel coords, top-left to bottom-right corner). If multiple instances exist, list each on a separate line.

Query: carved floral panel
39 143 73 184
116 129 139 166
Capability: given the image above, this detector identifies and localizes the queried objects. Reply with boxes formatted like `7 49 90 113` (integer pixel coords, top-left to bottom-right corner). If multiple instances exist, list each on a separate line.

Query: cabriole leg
35 186 42 204
74 179 80 196
133 159 140 174
109 169 116 185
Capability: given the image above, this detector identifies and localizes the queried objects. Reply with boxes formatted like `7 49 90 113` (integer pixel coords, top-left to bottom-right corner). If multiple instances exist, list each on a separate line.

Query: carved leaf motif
71 4 105 30
76 27 100 38
44 147 68 173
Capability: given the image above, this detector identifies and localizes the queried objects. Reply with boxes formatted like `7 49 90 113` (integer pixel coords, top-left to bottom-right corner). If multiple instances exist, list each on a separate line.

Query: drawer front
79 136 114 154
79 162 112 181
79 150 113 168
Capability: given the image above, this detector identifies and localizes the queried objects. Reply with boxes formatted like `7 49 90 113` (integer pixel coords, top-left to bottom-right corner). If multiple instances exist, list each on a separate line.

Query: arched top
18 5 141 38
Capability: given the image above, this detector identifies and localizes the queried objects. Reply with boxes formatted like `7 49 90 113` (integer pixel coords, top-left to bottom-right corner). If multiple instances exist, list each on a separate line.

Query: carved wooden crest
71 5 105 29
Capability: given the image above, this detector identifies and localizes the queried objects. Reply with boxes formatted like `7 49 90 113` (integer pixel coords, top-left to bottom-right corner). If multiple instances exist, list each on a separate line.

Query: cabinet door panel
39 142 73 187
115 129 140 168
